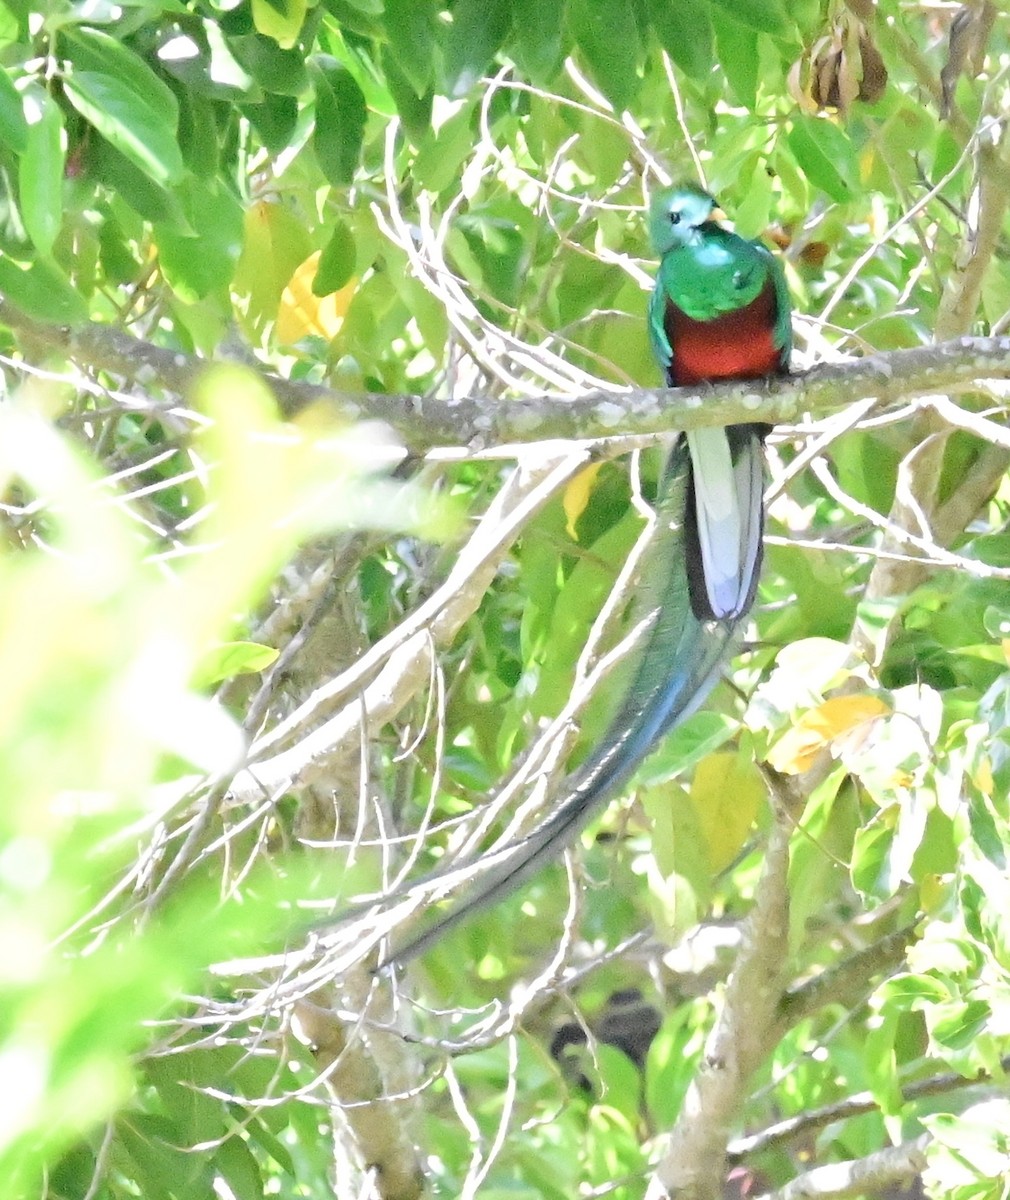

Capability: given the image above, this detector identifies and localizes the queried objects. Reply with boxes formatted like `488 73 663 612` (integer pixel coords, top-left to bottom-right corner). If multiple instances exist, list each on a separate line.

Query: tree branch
774 924 917 1036
647 772 803 1200
3 295 1010 452
753 1136 928 1200
729 1055 1010 1161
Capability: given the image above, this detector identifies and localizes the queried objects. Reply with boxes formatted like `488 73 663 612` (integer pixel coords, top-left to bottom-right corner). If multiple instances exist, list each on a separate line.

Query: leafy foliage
1 1 1010 1199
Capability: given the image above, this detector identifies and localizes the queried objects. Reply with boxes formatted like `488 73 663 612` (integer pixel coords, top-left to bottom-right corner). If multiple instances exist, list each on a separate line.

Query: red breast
665 279 781 386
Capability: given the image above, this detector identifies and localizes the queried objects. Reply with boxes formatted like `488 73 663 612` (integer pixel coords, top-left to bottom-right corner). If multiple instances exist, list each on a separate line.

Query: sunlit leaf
277 251 358 342
767 694 891 775
250 0 307 49
18 86 64 256
64 71 184 185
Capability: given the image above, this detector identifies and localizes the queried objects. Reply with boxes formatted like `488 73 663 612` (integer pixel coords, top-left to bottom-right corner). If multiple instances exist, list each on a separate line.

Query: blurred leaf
380 45 433 139
241 92 299 155
413 102 478 193
711 11 758 107
689 751 763 872
155 177 243 301
230 32 310 92
0 66 28 152
193 640 279 687
0 257 87 322
563 463 605 539
569 0 640 110
639 711 737 783
383 0 439 96
62 27 180 127
711 0 789 34
310 56 367 187
512 0 564 83
314 218 356 293
768 694 890 775
233 198 313 333
91 137 190 229
250 0 306 49
215 1135 263 1200
443 0 512 98
18 86 64 256
648 0 713 81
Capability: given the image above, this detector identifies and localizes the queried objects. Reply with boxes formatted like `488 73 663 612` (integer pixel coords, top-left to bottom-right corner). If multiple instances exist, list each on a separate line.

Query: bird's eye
669 211 681 225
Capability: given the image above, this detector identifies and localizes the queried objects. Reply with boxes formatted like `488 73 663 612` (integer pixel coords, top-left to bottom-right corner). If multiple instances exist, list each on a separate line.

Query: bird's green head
649 185 723 255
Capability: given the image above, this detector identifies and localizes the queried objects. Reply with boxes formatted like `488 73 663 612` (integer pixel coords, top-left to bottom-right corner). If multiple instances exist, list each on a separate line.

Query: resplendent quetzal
389 185 791 965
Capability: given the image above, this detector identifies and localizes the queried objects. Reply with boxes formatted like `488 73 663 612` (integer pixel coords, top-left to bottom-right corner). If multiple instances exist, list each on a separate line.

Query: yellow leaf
562 463 603 540
766 724 828 775
768 694 890 775
689 752 764 873
277 252 357 345
233 201 312 337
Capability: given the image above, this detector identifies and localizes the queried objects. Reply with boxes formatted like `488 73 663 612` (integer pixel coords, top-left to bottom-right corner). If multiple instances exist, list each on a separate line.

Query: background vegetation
3 0 1010 1197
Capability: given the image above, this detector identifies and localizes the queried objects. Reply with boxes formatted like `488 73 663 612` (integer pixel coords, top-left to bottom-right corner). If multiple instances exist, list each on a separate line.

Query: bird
384 184 791 966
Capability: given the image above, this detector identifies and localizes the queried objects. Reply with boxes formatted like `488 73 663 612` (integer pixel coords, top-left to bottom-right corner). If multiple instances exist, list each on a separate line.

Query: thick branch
774 924 917 1036
292 992 423 1200
3 296 1010 451
648 775 801 1200
754 1136 928 1200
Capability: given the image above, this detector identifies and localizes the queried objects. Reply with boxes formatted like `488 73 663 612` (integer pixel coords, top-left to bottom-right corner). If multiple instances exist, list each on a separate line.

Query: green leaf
314 220 356 294
850 817 893 901
251 0 307 49
214 1136 263 1200
787 115 858 203
383 0 439 97
90 137 190 231
709 0 789 34
0 256 87 323
18 85 64 256
155 178 243 301
0 65 27 152
647 0 713 82
711 10 758 108
930 999 991 1052
230 32 310 94
638 711 736 783
380 46 433 140
454 209 529 306
233 198 313 334
877 973 951 1008
511 0 564 84
241 93 299 155
442 0 512 97
61 28 180 128
177 87 220 178
309 57 367 187
193 641 279 688
646 1008 706 1127
63 71 184 186
412 102 477 192
569 0 640 111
